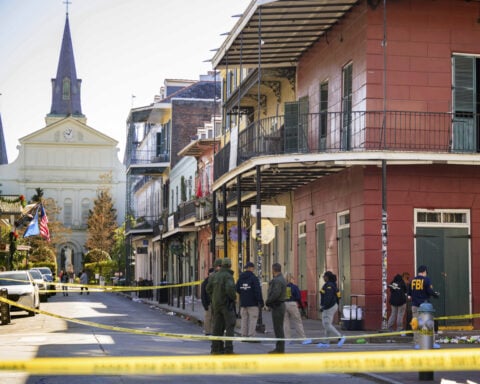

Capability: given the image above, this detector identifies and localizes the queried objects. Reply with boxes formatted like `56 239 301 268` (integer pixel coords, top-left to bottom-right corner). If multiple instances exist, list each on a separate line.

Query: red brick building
211 0 480 330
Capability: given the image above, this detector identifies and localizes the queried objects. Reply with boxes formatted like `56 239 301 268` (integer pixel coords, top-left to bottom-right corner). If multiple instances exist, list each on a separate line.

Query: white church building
0 13 125 274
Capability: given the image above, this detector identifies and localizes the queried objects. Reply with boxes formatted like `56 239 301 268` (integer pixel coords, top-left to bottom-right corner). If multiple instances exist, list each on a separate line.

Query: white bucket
342 305 363 320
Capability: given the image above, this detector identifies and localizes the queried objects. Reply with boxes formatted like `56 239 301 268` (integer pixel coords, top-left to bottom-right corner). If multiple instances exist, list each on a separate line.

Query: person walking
283 273 310 344
59 269 68 296
319 271 345 347
201 267 215 336
387 273 408 333
408 265 439 347
236 261 264 340
265 262 287 354
79 270 89 295
206 258 237 355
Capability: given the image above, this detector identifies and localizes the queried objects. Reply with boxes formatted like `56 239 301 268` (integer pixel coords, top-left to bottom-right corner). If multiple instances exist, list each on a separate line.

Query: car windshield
35 268 52 275
29 270 43 279
0 273 30 286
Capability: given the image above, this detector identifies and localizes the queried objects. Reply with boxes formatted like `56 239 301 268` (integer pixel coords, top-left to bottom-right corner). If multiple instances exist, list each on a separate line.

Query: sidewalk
128 294 480 384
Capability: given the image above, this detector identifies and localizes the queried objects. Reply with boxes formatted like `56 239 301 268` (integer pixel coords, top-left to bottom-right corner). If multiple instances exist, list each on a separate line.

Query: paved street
0 290 479 384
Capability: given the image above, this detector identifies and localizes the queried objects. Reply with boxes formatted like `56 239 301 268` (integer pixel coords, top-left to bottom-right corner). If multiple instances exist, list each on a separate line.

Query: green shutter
452 55 476 152
284 101 299 153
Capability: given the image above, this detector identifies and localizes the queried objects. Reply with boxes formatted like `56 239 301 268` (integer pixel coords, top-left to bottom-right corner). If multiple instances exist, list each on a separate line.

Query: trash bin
0 288 10 325
158 281 169 303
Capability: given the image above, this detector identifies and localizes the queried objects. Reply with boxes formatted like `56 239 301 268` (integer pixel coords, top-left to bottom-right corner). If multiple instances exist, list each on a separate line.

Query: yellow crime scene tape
1 294 480 375
30 279 201 294
0 349 479 375
0 295 418 343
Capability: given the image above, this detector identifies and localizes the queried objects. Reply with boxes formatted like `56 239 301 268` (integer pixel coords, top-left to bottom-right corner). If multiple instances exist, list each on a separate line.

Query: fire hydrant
414 302 436 380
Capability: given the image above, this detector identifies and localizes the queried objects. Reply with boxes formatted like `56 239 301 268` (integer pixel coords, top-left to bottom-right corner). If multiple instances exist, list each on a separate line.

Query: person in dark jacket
387 273 408 332
206 258 237 355
408 265 439 346
319 271 345 347
201 267 215 335
236 261 264 339
265 262 287 353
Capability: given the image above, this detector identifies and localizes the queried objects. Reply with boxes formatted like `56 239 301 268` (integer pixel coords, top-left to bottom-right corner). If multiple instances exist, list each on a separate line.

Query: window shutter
453 55 475 115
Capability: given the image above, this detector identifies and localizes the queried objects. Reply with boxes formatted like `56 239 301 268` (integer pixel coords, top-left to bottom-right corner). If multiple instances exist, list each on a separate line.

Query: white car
0 271 40 316
29 269 49 302
31 267 56 296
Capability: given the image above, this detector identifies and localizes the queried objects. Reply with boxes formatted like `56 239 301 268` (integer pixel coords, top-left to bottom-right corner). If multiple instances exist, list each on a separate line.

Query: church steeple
47 12 85 124
0 113 8 164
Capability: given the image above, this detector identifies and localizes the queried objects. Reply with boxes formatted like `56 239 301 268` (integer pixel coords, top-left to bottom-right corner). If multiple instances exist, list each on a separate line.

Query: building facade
210 0 480 330
0 14 125 274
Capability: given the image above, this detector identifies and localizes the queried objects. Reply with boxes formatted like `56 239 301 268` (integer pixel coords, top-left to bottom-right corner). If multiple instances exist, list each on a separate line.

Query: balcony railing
214 111 479 179
178 200 196 223
125 215 157 232
125 148 170 168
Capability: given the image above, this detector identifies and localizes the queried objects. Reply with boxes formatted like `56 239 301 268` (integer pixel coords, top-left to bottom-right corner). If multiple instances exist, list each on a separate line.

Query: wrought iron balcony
125 148 170 169
214 111 478 180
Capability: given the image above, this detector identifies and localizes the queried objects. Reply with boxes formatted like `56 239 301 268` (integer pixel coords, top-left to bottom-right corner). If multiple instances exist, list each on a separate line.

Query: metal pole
255 164 265 332
381 0 388 330
237 175 243 272
381 160 388 330
223 184 228 258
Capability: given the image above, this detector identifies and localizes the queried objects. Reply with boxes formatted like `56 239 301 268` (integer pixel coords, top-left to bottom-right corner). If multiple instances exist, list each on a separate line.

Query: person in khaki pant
236 262 264 340
283 273 311 344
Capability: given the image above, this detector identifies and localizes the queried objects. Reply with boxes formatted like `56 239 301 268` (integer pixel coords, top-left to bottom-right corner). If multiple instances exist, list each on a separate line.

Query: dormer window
62 77 71 100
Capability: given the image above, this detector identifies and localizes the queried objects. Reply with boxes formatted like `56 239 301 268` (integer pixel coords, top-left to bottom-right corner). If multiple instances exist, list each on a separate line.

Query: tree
30 187 44 203
110 223 126 273
84 248 110 263
85 176 117 253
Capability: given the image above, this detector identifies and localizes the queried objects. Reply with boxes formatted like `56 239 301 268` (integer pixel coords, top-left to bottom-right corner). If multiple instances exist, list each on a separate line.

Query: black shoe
210 351 224 355
224 351 235 355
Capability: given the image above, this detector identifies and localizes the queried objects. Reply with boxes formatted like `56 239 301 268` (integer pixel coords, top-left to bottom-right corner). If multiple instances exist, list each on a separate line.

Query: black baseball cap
418 265 428 273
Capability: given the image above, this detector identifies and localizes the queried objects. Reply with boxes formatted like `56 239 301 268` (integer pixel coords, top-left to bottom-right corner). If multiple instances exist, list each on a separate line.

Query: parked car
29 269 48 302
31 267 56 296
0 270 40 316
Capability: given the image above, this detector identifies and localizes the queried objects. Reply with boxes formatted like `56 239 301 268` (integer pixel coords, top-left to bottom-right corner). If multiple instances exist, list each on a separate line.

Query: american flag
40 204 50 241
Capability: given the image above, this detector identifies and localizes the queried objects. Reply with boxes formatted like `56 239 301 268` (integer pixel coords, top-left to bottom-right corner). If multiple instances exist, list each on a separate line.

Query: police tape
47 280 201 292
0 349 479 375
0 276 201 292
1 293 479 344
435 313 480 321
0 295 409 343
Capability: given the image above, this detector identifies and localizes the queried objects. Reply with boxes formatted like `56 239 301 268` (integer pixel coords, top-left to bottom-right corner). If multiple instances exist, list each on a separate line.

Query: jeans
387 303 406 331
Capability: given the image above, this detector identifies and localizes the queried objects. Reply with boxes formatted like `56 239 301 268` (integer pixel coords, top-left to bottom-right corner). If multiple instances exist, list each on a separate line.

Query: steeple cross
63 0 72 15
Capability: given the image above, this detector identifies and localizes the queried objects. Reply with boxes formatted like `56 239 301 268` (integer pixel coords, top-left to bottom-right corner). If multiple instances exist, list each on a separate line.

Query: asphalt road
0 289 387 384
3 290 480 384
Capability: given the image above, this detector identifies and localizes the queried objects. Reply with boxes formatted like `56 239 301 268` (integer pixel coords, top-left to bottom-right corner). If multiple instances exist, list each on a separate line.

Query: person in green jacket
266 262 287 353
206 258 237 354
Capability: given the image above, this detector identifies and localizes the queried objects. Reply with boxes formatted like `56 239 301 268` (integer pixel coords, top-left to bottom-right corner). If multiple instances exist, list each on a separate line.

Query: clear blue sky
0 0 250 161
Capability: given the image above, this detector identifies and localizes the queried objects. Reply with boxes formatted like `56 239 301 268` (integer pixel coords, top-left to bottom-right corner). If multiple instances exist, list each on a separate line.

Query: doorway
415 209 471 327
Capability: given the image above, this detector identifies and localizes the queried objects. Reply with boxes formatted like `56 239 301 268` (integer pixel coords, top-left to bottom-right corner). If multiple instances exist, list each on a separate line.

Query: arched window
81 198 90 228
62 77 71 100
64 198 73 227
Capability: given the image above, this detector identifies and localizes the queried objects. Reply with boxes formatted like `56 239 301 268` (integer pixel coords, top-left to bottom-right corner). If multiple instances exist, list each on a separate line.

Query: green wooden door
416 227 470 325
298 234 307 290
338 227 351 306
316 222 326 318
